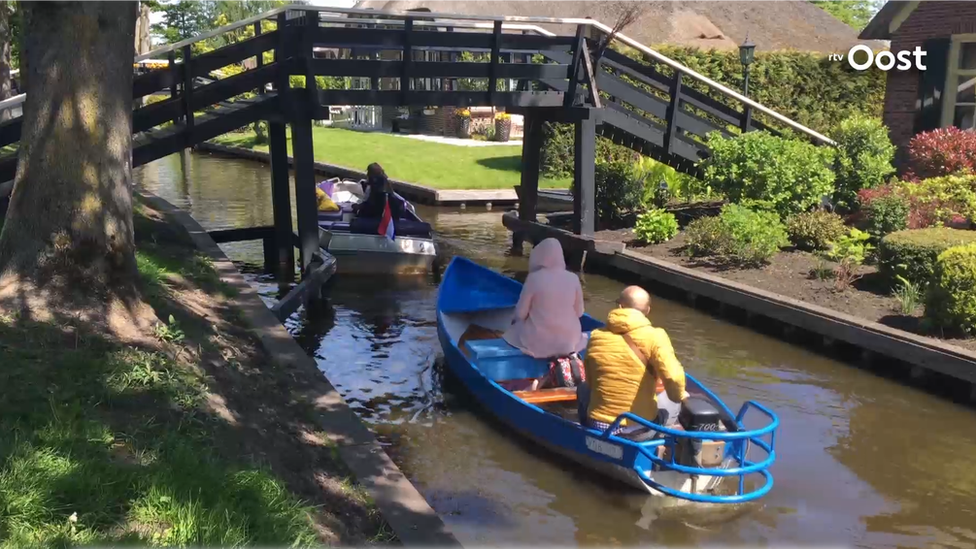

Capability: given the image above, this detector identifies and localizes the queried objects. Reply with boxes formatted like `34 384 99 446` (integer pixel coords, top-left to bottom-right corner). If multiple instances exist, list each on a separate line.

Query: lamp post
739 34 756 96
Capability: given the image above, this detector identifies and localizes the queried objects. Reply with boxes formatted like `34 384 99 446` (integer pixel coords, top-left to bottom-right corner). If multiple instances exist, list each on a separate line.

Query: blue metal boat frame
436 256 780 504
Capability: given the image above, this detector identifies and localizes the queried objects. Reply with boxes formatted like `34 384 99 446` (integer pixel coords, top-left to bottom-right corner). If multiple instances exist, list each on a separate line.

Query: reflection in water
137 152 976 547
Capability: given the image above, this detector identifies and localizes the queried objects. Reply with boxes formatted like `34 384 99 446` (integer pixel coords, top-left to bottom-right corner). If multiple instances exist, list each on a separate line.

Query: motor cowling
675 397 726 469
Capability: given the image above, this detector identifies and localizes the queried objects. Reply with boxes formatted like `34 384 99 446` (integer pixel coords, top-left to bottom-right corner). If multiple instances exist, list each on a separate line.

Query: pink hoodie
503 238 587 359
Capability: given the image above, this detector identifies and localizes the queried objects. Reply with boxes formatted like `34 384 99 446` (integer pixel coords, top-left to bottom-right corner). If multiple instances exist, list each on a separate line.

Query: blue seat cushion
465 338 525 360
465 338 550 381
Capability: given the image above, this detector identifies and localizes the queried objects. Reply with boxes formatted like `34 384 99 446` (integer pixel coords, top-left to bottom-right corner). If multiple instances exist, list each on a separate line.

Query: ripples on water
138 153 976 547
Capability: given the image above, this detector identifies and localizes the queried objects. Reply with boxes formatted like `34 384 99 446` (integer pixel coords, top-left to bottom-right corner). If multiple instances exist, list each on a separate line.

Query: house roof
352 0 884 53
859 1 916 40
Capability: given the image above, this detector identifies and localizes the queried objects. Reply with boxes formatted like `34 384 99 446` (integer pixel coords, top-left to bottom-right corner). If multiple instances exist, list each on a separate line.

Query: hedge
925 244 976 335
877 228 976 287
541 46 885 178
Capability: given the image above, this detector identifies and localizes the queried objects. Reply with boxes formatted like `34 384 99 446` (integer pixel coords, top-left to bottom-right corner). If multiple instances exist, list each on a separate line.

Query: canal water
137 152 976 547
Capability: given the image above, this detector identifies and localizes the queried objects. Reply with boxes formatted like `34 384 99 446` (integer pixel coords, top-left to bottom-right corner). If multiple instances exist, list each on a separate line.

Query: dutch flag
378 195 395 241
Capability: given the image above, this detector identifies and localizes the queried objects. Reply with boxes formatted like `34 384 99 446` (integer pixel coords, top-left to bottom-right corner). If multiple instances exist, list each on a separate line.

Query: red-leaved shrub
857 183 950 229
906 127 976 180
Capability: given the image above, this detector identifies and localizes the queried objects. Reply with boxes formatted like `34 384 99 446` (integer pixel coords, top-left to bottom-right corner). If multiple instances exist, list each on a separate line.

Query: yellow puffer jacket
583 307 687 425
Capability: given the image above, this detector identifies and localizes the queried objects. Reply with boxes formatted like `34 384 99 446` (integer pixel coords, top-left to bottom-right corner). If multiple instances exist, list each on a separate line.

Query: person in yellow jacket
579 285 690 437
316 186 339 212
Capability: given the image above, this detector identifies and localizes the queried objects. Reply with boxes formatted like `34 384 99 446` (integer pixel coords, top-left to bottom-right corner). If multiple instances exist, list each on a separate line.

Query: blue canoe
436 256 780 504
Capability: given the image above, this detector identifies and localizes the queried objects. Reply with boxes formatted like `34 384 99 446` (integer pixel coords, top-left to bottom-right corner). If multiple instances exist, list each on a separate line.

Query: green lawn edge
212 126 571 190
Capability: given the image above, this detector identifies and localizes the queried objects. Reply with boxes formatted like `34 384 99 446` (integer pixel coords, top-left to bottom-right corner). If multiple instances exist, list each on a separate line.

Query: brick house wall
883 2 976 165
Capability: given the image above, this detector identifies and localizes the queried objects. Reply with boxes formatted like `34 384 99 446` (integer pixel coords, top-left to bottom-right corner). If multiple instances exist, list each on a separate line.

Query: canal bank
136 189 461 547
503 212 976 402
197 141 517 209
136 151 976 548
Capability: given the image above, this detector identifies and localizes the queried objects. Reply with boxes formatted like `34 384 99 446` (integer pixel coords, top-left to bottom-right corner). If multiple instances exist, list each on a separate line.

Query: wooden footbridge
0 4 833 285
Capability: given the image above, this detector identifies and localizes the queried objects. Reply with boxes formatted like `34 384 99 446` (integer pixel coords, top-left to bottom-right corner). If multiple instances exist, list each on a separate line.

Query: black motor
675 397 726 470
678 397 722 432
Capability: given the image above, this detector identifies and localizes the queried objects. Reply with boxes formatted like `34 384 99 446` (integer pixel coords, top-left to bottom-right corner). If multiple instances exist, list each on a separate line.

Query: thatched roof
352 1 884 54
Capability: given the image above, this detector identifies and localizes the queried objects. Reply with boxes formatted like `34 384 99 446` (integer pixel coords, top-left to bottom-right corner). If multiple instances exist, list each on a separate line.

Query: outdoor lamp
657 180 670 208
739 34 755 96
739 35 755 67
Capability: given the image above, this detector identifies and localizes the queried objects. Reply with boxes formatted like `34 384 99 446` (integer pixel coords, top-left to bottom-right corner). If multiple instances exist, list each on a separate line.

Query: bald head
617 285 651 315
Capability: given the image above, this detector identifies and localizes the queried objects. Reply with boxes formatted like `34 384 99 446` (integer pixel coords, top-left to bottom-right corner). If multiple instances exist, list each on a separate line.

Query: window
943 36 976 129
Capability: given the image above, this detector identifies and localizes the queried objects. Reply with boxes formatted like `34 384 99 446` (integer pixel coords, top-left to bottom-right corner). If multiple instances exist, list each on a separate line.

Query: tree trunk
0 2 12 123
0 2 139 316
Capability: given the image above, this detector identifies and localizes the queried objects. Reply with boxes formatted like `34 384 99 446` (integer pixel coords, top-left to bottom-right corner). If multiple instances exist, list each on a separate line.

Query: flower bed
587 122 976 353
596 228 976 353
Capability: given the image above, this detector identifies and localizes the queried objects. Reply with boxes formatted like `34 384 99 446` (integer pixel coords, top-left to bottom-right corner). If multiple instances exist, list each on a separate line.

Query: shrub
785 210 847 251
634 209 679 244
899 173 976 228
702 131 836 219
540 46 885 178
541 123 633 179
720 205 789 264
864 193 909 237
925 244 976 335
925 244 976 334
829 115 896 211
685 204 788 265
877 227 976 287
823 228 873 289
590 159 645 227
859 176 976 230
634 156 714 205
907 127 976 180
685 215 730 257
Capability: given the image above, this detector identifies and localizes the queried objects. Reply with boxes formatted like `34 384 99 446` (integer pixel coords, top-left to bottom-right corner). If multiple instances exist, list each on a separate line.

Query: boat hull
436 318 727 499
435 257 778 504
319 228 436 276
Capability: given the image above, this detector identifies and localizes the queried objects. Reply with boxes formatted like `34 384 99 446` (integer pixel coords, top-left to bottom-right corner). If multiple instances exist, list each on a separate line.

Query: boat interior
318 179 433 238
443 307 696 429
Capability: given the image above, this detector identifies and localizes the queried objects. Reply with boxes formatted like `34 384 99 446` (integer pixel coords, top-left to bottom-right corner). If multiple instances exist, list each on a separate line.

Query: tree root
0 273 159 345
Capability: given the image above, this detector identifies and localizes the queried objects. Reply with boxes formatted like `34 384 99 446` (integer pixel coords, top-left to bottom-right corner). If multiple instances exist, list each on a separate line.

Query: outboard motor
675 397 726 470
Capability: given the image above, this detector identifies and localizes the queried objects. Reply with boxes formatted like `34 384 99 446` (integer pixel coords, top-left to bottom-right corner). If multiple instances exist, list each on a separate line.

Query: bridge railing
296 5 834 146
0 3 835 177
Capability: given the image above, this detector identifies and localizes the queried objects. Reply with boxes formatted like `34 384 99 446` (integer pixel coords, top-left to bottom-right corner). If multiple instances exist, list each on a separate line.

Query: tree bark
0 2 13 122
0 2 139 314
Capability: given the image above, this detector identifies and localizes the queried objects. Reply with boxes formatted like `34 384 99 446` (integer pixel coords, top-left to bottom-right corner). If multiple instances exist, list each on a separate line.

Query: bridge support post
269 121 295 283
291 114 319 273
518 111 542 225
573 110 596 236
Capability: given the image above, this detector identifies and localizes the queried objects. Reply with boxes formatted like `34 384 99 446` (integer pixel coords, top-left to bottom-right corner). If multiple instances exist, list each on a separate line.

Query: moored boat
435 256 779 503
317 178 437 276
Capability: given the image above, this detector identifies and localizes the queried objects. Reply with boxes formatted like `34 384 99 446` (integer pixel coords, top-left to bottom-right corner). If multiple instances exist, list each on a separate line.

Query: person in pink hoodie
503 238 588 373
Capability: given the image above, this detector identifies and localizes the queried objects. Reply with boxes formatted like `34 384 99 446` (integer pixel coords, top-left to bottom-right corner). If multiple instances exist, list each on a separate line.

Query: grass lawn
212 127 571 190
0 203 392 547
